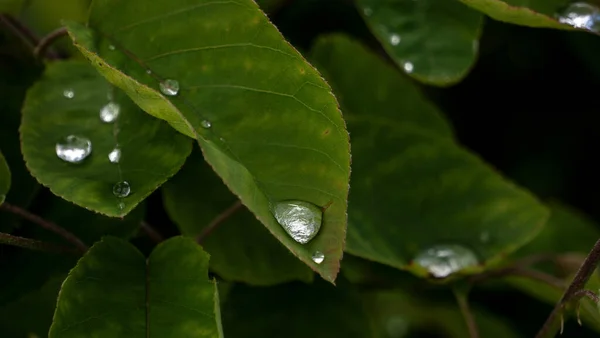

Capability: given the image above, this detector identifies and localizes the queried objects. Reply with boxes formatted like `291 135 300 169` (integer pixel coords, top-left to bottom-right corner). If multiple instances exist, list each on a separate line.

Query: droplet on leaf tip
113 181 131 198
273 200 322 244
556 2 600 32
312 251 325 264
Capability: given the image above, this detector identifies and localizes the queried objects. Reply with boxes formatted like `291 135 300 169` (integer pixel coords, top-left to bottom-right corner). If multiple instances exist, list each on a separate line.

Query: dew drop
312 251 325 264
413 244 479 278
146 69 152 75
557 2 600 32
118 201 125 210
108 148 121 163
159 79 179 96
108 44 116 51
113 181 131 198
100 102 120 123
273 200 322 244
55 135 92 163
390 34 401 46
403 62 414 73
201 120 212 128
63 89 74 99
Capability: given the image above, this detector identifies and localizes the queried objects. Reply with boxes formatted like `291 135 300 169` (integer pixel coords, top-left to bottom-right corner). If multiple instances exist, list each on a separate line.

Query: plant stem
0 14 60 59
0 203 87 253
140 221 163 244
197 200 243 244
454 287 479 338
34 26 67 59
535 238 600 338
0 232 80 255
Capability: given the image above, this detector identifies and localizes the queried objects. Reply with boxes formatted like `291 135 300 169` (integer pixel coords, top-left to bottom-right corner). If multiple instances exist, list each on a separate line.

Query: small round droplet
108 148 121 163
146 69 152 75
403 62 414 74
118 201 125 210
413 244 479 279
100 102 120 123
312 251 325 264
390 34 401 46
113 181 131 198
55 135 92 163
63 89 75 99
108 44 116 51
201 120 212 128
557 2 600 32
273 200 322 244
159 79 179 96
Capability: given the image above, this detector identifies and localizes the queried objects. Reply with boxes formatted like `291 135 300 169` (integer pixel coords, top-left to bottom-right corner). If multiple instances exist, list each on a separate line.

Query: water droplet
273 200 322 244
113 181 131 198
108 44 115 50
146 69 152 75
55 135 92 163
556 2 600 32
100 102 120 123
63 89 74 99
312 251 325 264
108 148 121 163
118 201 125 210
159 79 179 96
201 120 212 128
363 7 373 16
413 244 479 278
390 34 401 46
403 62 414 73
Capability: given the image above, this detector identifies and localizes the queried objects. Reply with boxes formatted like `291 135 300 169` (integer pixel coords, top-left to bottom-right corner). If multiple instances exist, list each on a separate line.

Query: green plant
1 0 600 337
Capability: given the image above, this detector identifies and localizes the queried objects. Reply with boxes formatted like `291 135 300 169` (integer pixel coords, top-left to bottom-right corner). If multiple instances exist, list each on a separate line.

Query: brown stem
34 26 67 60
196 200 243 244
454 287 479 338
140 221 163 244
0 232 80 255
0 14 60 59
0 203 87 253
536 238 600 338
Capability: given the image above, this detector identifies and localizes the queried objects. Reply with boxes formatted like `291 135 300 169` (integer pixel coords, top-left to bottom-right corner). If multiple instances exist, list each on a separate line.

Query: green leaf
310 34 549 279
163 150 313 285
49 236 223 338
357 0 483 85
0 151 9 205
64 0 351 282
21 60 192 217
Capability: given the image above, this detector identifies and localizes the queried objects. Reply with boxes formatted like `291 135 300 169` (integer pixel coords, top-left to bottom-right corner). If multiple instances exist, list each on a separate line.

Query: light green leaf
163 150 313 285
64 0 351 282
21 61 192 217
357 0 483 85
310 34 548 279
0 151 9 205
49 236 223 338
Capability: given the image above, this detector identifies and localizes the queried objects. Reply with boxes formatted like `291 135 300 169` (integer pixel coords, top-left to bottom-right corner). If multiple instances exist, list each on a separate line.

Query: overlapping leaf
65 0 351 282
357 0 483 85
0 151 9 204
310 34 548 279
163 150 313 285
50 236 223 337
21 61 192 217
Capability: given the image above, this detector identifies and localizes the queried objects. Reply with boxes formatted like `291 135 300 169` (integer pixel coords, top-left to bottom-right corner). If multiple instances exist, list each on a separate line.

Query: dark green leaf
163 151 313 285
49 236 223 337
357 0 483 85
21 60 192 217
64 0 351 282
310 34 548 279
0 151 9 204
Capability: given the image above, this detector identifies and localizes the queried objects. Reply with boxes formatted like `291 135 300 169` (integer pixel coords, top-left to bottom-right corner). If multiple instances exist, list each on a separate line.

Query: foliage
1 0 600 337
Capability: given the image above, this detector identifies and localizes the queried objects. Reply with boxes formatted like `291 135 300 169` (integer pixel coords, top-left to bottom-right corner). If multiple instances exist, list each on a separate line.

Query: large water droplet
390 34 401 46
273 200 322 244
312 251 325 264
55 135 92 163
100 102 120 123
160 79 179 96
63 89 74 99
413 244 479 278
557 2 600 32
108 148 121 163
201 120 212 129
113 181 131 198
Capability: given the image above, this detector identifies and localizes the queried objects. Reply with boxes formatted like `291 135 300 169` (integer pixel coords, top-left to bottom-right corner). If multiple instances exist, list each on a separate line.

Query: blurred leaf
163 151 313 286
0 275 65 337
49 236 223 337
0 151 9 204
221 280 373 338
21 61 192 217
255 0 285 13
310 34 548 279
65 0 351 283
357 0 483 85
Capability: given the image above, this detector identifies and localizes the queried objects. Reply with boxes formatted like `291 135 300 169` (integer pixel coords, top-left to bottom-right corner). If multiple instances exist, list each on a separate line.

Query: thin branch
34 26 66 60
0 14 37 51
197 200 243 244
0 203 87 253
140 221 163 244
0 232 80 255
454 287 479 338
536 238 600 338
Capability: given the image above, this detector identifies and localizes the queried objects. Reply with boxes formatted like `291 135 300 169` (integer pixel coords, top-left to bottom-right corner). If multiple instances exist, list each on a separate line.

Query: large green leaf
310 34 549 279
21 60 192 217
49 236 223 337
64 0 351 282
0 151 9 204
163 150 313 285
357 0 483 85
